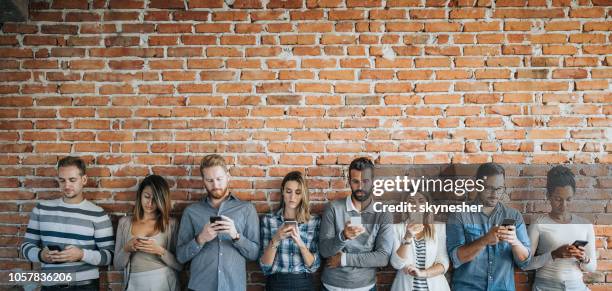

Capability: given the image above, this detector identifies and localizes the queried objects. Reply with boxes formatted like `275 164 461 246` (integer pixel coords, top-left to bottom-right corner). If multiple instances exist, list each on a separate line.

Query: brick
329 10 364 20
569 8 605 18
552 69 588 79
189 0 224 8
425 22 462 32
464 21 501 32
409 9 445 19
494 81 568 91
450 8 487 19
493 8 565 18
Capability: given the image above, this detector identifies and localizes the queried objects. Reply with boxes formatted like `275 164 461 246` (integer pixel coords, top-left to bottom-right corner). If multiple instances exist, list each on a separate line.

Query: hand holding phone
47 245 62 252
210 216 222 224
350 216 362 226
572 240 588 248
501 218 515 227
284 220 298 229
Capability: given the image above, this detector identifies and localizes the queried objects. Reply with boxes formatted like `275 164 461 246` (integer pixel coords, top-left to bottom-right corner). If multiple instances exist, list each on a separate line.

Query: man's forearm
456 237 487 263
346 250 390 268
512 242 529 262
319 235 345 258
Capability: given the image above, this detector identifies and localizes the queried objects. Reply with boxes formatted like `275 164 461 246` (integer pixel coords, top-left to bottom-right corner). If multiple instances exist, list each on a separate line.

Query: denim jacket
446 202 531 291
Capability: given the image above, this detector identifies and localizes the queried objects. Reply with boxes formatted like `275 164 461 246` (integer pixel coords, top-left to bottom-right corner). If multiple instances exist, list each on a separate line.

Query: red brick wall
0 0 610 290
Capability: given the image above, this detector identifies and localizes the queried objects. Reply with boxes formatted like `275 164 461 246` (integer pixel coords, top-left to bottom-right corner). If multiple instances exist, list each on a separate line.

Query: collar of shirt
203 192 237 208
345 195 377 214
472 200 503 217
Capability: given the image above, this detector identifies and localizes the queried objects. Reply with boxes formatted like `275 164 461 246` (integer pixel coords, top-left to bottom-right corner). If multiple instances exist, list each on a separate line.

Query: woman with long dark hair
259 171 321 291
114 175 182 291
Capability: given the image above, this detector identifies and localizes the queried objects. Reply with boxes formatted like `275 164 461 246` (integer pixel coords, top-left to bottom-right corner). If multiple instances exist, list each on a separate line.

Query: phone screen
573 240 588 247
210 216 222 224
350 216 362 226
47 245 62 251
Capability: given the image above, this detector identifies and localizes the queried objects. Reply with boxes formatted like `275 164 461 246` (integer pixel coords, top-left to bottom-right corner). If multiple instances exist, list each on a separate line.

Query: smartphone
284 220 297 226
350 216 362 226
137 236 151 241
501 218 515 227
572 240 588 248
47 245 62 252
210 216 222 224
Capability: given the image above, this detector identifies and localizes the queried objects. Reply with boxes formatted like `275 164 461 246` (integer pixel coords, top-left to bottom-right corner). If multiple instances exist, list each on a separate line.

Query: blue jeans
266 273 313 291
41 279 98 291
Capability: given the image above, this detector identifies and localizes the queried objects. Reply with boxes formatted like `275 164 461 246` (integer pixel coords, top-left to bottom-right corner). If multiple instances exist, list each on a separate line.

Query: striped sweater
20 198 114 284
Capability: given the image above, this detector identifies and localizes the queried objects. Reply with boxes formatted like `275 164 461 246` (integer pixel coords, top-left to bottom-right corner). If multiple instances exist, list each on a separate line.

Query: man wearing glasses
446 162 531 291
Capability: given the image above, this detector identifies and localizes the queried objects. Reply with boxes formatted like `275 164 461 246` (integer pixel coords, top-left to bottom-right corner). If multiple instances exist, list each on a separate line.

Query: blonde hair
199 154 228 177
279 171 311 224
401 191 435 240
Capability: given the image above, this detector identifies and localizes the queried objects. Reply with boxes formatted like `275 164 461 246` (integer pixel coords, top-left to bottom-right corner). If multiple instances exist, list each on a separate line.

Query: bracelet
401 238 412 245
271 241 280 249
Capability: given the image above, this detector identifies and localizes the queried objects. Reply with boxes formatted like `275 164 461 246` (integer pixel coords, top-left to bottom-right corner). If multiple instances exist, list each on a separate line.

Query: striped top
20 198 114 285
413 238 429 291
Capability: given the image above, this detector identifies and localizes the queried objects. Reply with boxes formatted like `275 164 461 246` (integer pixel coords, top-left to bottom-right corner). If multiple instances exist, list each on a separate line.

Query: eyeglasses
482 185 506 195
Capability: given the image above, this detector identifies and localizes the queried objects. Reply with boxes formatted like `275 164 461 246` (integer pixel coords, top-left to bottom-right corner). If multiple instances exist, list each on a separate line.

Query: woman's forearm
424 263 445 277
260 239 279 265
396 242 411 259
299 246 315 267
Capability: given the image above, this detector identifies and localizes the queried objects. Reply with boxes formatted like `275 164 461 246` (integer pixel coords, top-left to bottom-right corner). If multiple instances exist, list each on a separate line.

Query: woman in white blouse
390 191 450 291
526 165 597 291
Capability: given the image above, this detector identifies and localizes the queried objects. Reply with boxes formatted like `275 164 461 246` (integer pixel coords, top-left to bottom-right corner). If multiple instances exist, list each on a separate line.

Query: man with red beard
176 154 260 291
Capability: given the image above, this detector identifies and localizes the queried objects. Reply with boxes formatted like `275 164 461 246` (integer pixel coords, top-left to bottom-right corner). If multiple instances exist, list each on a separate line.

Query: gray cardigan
319 198 394 289
114 216 183 289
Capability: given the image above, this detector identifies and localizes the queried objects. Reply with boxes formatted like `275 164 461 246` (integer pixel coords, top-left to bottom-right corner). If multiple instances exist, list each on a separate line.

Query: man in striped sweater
20 156 114 290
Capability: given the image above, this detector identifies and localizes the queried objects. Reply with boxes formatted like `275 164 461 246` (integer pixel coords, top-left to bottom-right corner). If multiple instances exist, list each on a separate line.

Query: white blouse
525 214 597 282
390 223 450 291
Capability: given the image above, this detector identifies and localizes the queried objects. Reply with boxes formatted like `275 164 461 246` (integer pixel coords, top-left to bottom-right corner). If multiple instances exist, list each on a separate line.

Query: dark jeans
266 273 313 291
321 284 376 291
41 279 98 291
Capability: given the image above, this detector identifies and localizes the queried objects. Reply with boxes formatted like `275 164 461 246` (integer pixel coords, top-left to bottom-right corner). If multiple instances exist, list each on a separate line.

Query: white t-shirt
525 215 597 282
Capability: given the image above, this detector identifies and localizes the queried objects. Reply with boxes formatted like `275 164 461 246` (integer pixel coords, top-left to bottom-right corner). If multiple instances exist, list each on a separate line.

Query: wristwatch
401 238 413 245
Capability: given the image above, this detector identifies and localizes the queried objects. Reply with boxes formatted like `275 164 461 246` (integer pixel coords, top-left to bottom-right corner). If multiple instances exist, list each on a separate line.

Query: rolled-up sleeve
305 219 321 273
390 240 407 270
581 224 597 272
258 215 274 275
513 219 532 270
446 213 466 269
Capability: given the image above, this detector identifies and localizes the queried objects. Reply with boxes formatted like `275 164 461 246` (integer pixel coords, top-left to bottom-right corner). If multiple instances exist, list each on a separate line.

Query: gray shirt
319 196 394 289
176 194 260 291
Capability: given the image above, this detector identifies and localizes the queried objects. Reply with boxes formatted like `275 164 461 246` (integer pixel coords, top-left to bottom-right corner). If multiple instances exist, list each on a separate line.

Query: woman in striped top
390 191 450 291
114 175 182 291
